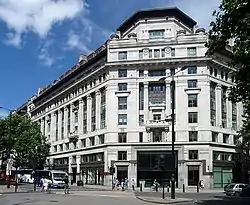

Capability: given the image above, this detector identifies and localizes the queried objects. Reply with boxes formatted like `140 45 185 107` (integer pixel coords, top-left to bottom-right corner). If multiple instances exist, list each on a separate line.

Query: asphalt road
0 192 150 205
136 191 250 205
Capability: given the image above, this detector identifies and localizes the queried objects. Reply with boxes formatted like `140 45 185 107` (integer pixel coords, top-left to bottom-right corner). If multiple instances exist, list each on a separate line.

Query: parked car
241 185 250 197
224 183 248 196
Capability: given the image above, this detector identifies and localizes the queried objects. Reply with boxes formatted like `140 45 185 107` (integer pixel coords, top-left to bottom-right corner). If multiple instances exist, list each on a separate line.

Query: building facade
24 7 243 189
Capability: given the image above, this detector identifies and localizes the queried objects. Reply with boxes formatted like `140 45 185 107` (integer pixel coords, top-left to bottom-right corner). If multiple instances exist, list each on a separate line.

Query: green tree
206 0 250 183
0 114 50 170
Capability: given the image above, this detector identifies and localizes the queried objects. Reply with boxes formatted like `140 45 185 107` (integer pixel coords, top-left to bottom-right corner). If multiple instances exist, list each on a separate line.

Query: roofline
33 43 107 103
117 7 197 33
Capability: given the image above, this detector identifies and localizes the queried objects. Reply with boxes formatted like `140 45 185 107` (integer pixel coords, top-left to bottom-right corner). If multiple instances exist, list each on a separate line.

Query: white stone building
21 7 243 189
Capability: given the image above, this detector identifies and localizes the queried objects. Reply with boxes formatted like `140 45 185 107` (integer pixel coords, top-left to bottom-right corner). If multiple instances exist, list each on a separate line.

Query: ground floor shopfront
51 144 237 188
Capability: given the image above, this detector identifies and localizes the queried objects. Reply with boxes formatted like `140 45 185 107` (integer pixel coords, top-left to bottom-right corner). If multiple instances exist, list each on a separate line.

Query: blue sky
0 0 221 117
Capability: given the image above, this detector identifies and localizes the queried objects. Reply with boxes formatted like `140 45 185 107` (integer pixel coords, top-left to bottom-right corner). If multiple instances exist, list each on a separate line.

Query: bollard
167 186 169 192
183 184 185 193
156 183 158 192
140 183 142 192
197 183 199 193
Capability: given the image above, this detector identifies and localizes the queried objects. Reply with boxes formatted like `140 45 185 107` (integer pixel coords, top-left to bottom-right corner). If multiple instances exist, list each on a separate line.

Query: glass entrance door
188 165 199 186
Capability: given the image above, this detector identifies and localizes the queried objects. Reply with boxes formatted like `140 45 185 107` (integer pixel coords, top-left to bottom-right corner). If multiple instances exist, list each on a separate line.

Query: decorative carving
95 89 101 95
87 94 92 100
195 28 206 34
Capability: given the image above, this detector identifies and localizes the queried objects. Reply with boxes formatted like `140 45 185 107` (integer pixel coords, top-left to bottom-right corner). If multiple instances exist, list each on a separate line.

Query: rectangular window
189 131 198 142
118 69 127 77
153 114 161 121
89 137 95 146
118 83 127 91
213 151 220 160
118 51 127 60
188 66 197 74
187 47 197 56
118 151 127 160
189 150 198 160
118 114 127 125
118 97 127 110
139 115 144 125
148 70 166 76
118 133 127 143
99 134 105 144
139 50 143 59
188 112 198 123
212 132 218 142
149 29 165 39
154 49 160 58
188 94 198 107
223 134 229 144
139 132 143 142
81 139 86 147
188 80 197 88
171 48 175 57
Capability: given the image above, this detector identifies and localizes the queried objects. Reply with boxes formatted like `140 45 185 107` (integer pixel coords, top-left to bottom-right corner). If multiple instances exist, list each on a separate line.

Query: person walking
63 175 69 194
131 179 135 191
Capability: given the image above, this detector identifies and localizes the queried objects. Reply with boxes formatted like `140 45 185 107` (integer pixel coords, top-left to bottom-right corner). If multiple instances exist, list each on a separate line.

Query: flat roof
117 7 197 34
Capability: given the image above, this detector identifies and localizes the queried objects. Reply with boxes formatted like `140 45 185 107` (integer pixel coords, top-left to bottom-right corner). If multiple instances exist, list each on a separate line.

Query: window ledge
185 88 201 94
115 91 131 96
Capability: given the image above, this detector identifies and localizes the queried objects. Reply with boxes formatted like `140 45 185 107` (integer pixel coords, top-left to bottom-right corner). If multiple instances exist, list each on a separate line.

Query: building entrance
137 151 178 187
188 165 199 186
117 166 128 181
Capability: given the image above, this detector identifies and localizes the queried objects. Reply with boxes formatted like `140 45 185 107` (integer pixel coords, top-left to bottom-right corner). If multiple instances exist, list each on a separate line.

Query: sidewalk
136 195 194 204
139 187 224 194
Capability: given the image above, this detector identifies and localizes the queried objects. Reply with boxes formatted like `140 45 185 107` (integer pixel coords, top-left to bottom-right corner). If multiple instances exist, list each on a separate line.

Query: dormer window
118 51 127 60
149 29 165 39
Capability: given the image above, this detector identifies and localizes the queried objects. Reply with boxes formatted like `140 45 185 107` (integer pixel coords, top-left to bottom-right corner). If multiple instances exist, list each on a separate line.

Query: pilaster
87 94 92 132
96 90 101 130
216 84 222 127
143 82 149 123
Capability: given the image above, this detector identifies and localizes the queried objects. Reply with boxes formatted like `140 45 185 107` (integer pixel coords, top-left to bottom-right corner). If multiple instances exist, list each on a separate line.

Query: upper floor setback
117 7 197 37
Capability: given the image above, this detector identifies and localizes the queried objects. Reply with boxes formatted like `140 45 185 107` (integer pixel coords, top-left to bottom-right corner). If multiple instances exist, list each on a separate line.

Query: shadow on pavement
196 196 250 205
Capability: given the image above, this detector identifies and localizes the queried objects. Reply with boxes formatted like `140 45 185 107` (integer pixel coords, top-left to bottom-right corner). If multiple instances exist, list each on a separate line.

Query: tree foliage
0 114 50 170
207 0 250 182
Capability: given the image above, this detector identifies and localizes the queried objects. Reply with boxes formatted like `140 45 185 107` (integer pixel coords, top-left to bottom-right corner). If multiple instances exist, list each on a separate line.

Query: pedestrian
63 175 69 194
124 178 129 190
199 180 204 190
40 177 45 192
131 179 135 191
121 179 125 192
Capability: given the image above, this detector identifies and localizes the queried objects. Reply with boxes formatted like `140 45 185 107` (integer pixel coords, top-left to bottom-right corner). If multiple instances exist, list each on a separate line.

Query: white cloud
150 0 221 28
0 0 86 47
66 30 91 54
38 39 56 67
65 18 112 54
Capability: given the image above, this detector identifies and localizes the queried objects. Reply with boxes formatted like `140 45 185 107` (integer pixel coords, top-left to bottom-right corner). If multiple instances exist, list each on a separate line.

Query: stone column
70 103 74 133
58 110 62 141
216 84 222 127
41 119 45 135
76 155 81 181
51 112 57 142
64 107 68 139
87 94 92 132
143 82 149 123
45 116 49 138
78 98 84 136
146 128 151 142
68 156 72 182
96 90 101 130
226 91 232 129
165 81 171 116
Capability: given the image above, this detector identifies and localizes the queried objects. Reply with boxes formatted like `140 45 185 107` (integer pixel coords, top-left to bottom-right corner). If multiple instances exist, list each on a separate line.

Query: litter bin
77 180 83 187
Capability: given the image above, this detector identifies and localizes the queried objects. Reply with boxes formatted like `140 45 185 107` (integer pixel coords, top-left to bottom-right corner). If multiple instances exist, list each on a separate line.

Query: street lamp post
0 106 14 189
159 67 186 200
170 74 176 200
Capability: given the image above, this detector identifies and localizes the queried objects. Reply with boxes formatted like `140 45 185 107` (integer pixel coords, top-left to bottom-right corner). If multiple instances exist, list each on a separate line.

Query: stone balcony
68 131 79 141
145 120 170 129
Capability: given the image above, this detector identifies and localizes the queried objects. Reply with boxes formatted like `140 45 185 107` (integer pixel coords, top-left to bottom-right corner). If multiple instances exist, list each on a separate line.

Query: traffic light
154 157 159 169
159 154 165 170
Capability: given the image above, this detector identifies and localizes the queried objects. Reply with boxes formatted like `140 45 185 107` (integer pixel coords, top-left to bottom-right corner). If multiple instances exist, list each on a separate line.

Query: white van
50 170 67 188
